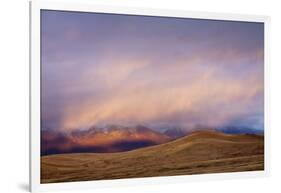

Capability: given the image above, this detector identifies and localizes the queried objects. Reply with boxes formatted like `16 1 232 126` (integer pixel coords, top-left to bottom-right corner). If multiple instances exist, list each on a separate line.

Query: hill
41 130 264 183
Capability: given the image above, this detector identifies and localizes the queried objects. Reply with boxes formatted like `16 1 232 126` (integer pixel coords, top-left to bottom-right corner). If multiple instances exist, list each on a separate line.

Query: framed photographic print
30 0 270 192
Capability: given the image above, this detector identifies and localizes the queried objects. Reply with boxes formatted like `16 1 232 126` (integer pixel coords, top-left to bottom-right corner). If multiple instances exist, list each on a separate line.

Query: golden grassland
41 131 264 183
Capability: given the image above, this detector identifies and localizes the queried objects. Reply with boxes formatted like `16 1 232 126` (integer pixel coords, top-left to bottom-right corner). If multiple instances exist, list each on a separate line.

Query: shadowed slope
41 125 171 155
41 131 264 183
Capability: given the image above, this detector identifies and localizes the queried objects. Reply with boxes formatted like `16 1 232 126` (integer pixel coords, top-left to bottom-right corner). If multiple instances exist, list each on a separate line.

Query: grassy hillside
41 131 264 183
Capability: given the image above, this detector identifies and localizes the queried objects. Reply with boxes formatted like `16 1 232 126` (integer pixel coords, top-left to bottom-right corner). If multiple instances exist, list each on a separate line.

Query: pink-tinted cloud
41 10 264 131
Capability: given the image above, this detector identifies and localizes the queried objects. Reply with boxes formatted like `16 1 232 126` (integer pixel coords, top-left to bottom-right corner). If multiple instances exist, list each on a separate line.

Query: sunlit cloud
41 11 264 132
61 64 263 130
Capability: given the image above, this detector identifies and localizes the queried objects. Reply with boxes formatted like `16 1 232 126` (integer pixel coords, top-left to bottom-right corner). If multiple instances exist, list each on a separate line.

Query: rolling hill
41 130 264 183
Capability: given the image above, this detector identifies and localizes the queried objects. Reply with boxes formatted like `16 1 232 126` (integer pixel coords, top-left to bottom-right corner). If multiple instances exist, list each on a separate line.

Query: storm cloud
41 10 264 131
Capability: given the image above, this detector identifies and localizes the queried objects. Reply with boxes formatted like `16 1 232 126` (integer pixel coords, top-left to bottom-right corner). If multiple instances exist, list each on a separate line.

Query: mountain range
41 125 263 155
41 125 171 155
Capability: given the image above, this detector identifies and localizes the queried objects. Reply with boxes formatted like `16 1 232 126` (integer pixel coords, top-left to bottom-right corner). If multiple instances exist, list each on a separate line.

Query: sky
41 10 264 132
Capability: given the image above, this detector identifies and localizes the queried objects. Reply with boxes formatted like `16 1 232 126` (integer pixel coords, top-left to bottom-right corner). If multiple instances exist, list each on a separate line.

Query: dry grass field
41 131 264 183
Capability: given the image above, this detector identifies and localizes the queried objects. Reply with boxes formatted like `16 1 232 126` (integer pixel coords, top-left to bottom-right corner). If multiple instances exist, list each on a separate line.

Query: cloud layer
41 11 264 131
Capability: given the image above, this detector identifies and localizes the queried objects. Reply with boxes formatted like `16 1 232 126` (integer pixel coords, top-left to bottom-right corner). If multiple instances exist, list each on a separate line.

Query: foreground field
41 131 264 183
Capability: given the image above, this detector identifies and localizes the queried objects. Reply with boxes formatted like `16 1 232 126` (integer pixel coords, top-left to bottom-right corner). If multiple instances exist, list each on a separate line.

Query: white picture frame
30 0 270 192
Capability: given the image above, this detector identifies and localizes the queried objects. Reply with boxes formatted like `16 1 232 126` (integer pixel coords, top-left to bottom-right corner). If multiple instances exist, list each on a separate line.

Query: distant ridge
41 125 171 155
164 128 187 139
219 126 264 135
41 124 264 155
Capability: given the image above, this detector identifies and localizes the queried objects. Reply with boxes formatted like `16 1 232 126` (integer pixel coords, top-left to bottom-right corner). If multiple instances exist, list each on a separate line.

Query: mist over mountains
41 124 262 155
